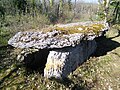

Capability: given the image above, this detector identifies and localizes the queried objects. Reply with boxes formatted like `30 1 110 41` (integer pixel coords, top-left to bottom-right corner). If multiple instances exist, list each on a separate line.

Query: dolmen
8 21 109 78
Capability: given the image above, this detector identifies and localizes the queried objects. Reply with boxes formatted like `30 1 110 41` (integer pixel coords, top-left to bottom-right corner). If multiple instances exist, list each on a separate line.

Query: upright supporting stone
44 40 97 78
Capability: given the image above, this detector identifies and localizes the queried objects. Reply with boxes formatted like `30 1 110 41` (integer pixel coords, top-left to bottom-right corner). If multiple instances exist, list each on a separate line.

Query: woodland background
0 0 120 90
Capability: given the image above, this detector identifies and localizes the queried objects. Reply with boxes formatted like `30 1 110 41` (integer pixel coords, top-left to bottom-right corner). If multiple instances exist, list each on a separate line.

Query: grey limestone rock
8 21 109 79
44 40 97 78
8 21 109 50
8 30 84 49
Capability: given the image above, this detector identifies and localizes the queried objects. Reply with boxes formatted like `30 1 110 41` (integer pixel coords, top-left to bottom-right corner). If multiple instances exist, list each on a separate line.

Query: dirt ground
0 26 120 90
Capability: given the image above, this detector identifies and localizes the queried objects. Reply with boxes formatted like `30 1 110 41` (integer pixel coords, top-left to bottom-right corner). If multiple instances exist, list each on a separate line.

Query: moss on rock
42 23 105 35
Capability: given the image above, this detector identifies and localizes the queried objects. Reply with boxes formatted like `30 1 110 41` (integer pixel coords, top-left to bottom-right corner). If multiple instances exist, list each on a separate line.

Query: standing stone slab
44 40 97 78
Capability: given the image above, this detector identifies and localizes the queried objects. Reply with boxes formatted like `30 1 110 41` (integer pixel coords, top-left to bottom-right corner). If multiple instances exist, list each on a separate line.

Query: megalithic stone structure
8 21 109 79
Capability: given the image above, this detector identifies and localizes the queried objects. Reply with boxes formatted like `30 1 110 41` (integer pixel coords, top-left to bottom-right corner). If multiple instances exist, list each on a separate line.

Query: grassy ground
0 24 120 90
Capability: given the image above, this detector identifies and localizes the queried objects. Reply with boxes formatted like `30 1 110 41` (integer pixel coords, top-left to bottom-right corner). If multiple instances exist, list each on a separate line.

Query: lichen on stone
8 21 109 78
8 21 108 50
42 23 105 35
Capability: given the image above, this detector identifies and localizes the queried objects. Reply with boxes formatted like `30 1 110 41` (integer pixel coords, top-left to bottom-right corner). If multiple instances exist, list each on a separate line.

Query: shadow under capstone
94 36 120 57
24 49 49 74
22 35 120 78
23 40 97 78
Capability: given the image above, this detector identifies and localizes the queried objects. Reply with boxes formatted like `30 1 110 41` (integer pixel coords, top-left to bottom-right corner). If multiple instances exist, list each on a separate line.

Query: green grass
0 27 11 46
0 15 120 90
1 45 119 90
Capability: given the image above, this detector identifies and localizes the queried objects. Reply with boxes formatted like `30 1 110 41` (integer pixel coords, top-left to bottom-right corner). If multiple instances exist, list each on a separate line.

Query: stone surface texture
44 40 97 78
8 31 84 49
8 21 109 49
8 21 109 78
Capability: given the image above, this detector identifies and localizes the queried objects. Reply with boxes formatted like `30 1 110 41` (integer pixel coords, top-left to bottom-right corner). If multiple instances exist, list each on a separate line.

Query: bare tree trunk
103 0 110 23
49 0 54 9
112 1 120 24
68 0 72 10
68 0 76 22
31 0 35 17
59 0 64 17
42 0 47 14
